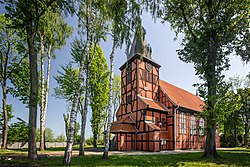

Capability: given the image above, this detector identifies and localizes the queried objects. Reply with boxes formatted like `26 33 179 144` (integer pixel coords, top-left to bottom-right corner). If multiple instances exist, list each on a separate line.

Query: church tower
117 28 161 117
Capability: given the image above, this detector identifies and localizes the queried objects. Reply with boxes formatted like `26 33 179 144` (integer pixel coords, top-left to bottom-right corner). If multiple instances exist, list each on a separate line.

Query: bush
85 137 94 146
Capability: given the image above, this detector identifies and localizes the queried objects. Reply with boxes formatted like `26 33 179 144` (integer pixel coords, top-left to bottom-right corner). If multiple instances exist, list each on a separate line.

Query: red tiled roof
112 116 135 124
110 116 137 133
110 124 137 133
159 80 205 112
139 96 169 112
146 122 161 131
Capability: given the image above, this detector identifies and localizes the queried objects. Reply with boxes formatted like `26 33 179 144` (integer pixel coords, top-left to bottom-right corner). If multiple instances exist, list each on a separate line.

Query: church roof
159 80 205 112
110 116 137 133
139 96 169 112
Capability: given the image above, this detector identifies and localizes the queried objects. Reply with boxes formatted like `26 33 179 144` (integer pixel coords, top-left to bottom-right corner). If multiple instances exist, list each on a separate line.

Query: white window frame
190 115 196 135
199 118 204 135
179 112 186 134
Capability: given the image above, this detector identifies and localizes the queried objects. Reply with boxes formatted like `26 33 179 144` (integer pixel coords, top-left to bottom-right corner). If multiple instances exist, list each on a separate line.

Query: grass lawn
0 148 249 166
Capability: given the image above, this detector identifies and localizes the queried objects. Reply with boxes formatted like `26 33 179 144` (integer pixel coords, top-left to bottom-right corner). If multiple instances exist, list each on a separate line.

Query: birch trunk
102 41 116 159
40 44 52 150
63 114 70 138
39 34 45 151
79 80 89 156
63 61 84 165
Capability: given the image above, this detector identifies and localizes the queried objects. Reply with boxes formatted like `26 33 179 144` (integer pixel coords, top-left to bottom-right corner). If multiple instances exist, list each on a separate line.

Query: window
153 75 157 84
190 115 196 135
146 71 151 82
127 95 132 104
199 118 204 135
126 64 132 84
161 118 166 128
179 113 186 134
155 117 158 125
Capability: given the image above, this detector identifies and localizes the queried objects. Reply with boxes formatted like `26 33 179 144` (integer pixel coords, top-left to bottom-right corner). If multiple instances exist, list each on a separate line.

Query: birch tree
63 1 109 164
38 8 73 151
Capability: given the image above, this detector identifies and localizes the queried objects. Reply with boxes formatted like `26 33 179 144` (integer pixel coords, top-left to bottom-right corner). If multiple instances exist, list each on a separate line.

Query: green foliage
112 74 121 120
89 46 109 145
54 133 66 142
0 104 14 130
54 64 80 102
218 75 250 147
8 117 29 142
149 0 250 156
8 58 30 105
38 8 73 53
84 136 104 146
36 128 55 142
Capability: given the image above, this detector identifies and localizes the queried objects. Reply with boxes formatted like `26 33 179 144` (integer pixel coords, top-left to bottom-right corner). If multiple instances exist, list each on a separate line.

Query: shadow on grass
40 150 250 167
0 149 249 166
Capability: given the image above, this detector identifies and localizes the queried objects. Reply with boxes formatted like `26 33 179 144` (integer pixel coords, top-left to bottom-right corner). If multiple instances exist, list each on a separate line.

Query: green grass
0 148 249 166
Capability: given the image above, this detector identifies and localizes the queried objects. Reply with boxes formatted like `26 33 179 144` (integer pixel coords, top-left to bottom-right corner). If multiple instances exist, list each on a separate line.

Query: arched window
199 118 204 135
190 116 196 135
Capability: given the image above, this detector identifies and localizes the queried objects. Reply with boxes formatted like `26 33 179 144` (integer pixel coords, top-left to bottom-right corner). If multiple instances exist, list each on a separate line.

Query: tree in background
112 74 121 122
3 0 63 159
0 104 14 143
38 8 73 151
218 74 250 147
150 0 250 158
55 133 66 142
8 118 29 142
89 46 109 148
0 14 26 148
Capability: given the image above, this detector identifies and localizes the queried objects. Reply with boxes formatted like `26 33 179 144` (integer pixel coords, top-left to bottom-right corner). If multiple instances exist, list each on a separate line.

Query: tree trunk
233 112 238 147
39 34 45 151
1 80 8 149
79 101 87 156
27 27 38 160
63 114 70 138
93 131 98 148
244 120 249 147
1 31 10 149
102 41 116 160
63 61 84 165
79 67 90 156
40 44 52 150
202 31 219 158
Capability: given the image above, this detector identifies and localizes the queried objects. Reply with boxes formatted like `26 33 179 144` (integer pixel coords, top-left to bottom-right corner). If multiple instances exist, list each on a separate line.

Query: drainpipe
174 105 179 150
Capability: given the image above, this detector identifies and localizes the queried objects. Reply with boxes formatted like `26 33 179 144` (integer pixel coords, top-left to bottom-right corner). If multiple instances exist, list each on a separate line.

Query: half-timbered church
110 29 219 151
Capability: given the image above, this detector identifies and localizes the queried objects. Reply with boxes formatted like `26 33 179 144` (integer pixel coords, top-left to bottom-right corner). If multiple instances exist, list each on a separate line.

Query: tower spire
128 27 152 59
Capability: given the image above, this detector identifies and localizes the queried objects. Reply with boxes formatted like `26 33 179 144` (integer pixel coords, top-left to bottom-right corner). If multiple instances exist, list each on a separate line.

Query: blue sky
1 10 249 139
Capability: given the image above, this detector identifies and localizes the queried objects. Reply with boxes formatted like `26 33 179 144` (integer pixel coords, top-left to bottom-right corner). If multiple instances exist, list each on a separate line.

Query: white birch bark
102 41 116 159
39 34 46 151
63 61 85 165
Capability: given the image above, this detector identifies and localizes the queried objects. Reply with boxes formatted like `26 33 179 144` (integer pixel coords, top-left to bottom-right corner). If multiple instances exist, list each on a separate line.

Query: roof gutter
174 105 179 150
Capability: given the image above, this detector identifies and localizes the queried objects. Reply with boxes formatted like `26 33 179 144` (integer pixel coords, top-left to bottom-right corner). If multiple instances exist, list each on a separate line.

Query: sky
1 10 249 139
